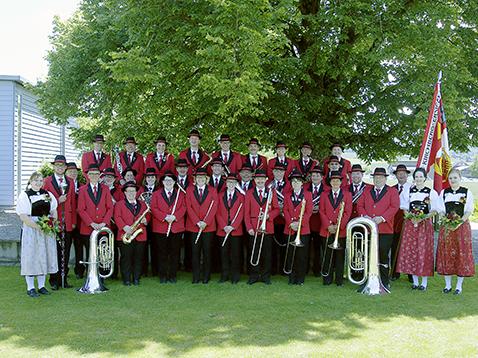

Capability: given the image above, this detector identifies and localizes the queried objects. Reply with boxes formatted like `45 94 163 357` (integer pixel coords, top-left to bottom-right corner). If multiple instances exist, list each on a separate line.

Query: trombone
250 190 273 266
320 201 345 277
283 199 306 275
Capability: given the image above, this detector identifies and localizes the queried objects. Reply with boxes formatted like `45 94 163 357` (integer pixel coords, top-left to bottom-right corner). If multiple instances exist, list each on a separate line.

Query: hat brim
160 174 177 182
371 173 389 177
392 169 411 174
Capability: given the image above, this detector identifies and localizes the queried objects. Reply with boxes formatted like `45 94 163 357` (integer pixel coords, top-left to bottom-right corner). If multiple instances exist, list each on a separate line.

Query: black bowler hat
51 155 67 165
371 167 389 177
155 136 168 145
288 169 305 181
145 167 158 176
226 172 239 181
328 155 340 163
254 169 267 178
330 143 344 151
87 164 100 173
66 162 79 171
124 137 137 145
329 171 343 180
272 162 286 171
351 164 365 173
275 141 287 149
393 164 411 174
194 167 208 176
122 181 138 192
102 167 116 177
310 165 324 175
240 164 253 172
218 134 231 142
160 171 177 183
121 166 137 178
248 138 261 147
188 129 202 139
301 141 313 150
93 134 105 142
176 159 189 168
210 157 224 167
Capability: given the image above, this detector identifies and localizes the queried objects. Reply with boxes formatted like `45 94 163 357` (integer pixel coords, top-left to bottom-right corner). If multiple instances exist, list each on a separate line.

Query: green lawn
0 267 477 357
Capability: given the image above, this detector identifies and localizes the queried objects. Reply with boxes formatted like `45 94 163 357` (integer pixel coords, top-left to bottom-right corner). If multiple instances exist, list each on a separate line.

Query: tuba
78 227 115 294
345 217 390 295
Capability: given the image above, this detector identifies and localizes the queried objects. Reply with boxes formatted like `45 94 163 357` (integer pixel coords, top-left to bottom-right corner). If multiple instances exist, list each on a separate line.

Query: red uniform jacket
266 179 291 225
108 183 124 204
77 183 114 235
319 189 353 238
81 151 113 176
244 187 280 235
304 182 325 233
150 188 186 234
283 190 313 235
113 199 150 242
357 185 400 234
349 182 372 218
211 150 243 175
176 175 192 191
208 175 227 193
185 185 218 233
115 151 145 183
242 154 268 171
179 148 210 176
145 152 175 179
216 190 245 237
43 175 77 231
267 157 296 180
323 157 352 184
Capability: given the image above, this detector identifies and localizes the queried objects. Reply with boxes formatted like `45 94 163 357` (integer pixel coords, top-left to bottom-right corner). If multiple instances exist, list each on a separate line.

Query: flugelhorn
283 199 306 275
250 189 273 266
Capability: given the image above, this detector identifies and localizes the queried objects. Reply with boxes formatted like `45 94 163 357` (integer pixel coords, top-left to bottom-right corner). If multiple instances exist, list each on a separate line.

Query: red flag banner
416 72 452 193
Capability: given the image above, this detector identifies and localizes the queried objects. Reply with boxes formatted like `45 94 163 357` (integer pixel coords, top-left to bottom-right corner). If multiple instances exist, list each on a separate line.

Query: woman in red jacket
283 170 313 285
319 171 352 286
216 173 245 284
114 181 149 286
150 171 186 283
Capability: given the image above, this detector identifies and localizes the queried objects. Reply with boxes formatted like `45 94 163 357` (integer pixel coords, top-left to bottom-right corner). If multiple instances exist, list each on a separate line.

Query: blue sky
0 0 80 83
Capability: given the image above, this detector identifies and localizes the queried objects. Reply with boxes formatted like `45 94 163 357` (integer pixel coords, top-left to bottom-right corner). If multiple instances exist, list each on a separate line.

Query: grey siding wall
0 80 15 206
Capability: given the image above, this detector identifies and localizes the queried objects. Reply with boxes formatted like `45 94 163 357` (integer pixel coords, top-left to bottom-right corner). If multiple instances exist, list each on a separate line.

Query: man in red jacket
179 129 211 176
115 137 145 184
211 134 243 175
216 173 245 284
43 155 77 290
319 171 352 286
357 167 400 289
295 142 315 178
114 181 149 286
323 143 352 184
145 136 175 180
186 168 218 283
77 164 114 277
349 164 371 218
244 169 280 284
267 141 296 180
242 138 267 171
283 170 313 285
81 134 112 176
150 171 186 283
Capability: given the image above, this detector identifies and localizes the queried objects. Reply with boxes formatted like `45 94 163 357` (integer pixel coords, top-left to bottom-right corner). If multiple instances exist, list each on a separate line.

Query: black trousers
191 231 213 283
286 235 311 284
378 233 394 287
248 234 272 281
183 232 193 271
219 235 242 282
74 234 91 278
72 227 82 276
50 231 73 287
322 236 346 285
155 232 182 280
311 232 325 276
271 223 286 275
120 240 146 283
141 225 157 276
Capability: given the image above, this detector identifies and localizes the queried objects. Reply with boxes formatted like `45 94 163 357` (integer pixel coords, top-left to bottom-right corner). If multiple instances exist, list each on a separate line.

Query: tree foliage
35 0 478 161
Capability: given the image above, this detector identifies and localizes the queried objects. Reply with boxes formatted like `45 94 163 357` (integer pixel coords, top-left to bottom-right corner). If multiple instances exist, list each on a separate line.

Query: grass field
0 267 477 357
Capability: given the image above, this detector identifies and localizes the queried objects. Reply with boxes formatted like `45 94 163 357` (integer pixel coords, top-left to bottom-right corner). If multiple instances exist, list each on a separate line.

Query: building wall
0 80 15 207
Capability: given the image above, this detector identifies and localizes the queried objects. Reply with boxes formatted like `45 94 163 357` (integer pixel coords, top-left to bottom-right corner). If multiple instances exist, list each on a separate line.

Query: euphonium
250 190 272 267
122 203 150 244
78 227 115 294
283 199 306 274
345 216 389 295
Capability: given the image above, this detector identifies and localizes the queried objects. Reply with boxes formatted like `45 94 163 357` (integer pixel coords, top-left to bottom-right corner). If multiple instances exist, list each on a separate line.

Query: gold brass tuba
78 227 115 294
345 216 390 295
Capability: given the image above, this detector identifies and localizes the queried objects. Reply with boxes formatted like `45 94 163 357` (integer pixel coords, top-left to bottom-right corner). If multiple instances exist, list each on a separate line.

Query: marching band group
16 130 475 298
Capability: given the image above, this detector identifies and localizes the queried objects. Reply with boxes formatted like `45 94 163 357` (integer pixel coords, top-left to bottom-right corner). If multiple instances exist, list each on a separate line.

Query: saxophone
122 203 150 244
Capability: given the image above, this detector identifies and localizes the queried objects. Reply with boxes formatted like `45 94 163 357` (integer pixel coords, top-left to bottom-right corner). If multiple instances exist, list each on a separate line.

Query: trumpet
78 227 115 294
283 199 306 275
321 201 345 277
250 190 273 267
346 217 389 295
122 202 150 244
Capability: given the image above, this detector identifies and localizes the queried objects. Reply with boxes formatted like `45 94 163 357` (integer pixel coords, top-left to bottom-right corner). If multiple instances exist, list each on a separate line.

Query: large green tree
36 0 478 160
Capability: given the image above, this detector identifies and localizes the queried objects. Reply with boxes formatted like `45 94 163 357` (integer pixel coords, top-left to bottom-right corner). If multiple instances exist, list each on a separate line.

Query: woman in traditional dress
16 172 58 297
436 169 475 295
396 167 441 291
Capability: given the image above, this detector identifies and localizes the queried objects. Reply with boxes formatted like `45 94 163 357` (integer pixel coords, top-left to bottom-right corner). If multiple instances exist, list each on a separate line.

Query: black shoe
323 281 332 286
418 285 427 291
168 278 177 284
442 288 452 294
62 283 73 289
408 275 413 283
27 289 39 298
218 278 227 283
231 280 239 284
50 284 59 291
247 279 258 285
390 275 399 281
123 281 131 286
411 285 419 290
263 280 272 285
38 287 50 295
453 289 462 295
133 280 140 286
192 280 200 284
202 280 209 284
160 278 167 284
336 283 344 287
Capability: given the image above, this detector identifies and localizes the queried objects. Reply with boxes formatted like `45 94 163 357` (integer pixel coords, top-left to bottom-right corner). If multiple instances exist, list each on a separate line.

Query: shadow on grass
0 266 476 356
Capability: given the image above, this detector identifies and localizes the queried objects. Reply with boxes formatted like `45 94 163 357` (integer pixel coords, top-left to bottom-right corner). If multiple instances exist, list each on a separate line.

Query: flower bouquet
404 208 428 227
440 212 463 232
37 215 61 236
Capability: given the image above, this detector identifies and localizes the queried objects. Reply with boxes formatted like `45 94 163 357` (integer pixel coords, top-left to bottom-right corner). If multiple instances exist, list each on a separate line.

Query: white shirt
400 185 443 213
16 190 58 216
439 187 474 215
